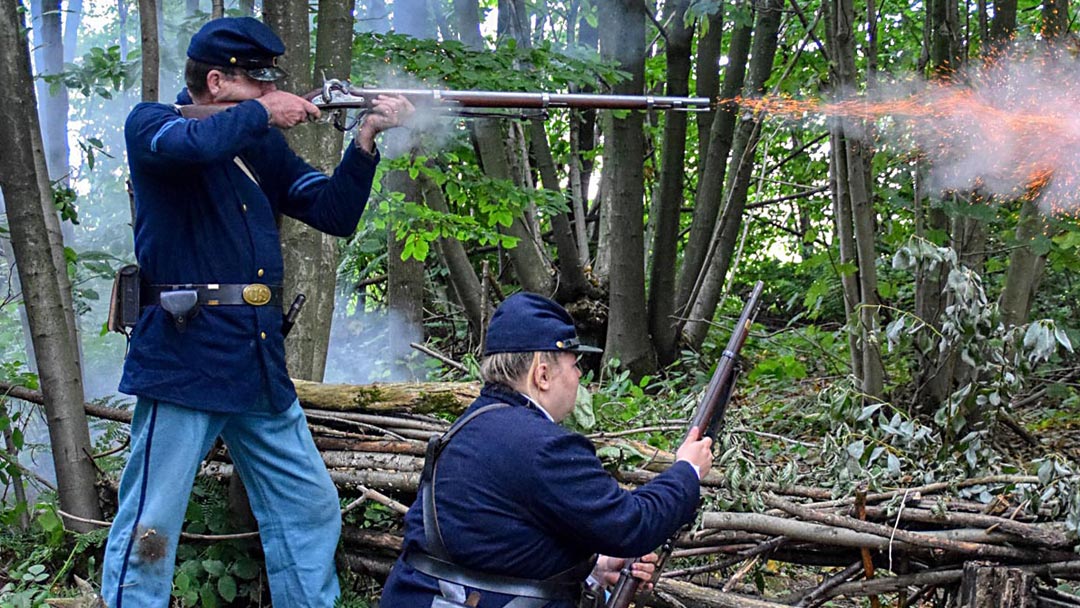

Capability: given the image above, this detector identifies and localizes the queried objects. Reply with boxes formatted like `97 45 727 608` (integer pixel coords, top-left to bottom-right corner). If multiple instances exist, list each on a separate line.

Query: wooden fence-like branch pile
7 379 1079 607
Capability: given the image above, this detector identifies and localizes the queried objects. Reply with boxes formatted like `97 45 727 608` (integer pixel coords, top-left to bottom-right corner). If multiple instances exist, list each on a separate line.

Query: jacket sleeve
273 138 380 237
525 432 701 558
125 101 272 168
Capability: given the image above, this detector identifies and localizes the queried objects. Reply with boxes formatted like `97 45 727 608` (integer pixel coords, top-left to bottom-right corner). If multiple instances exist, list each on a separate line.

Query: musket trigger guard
330 108 369 132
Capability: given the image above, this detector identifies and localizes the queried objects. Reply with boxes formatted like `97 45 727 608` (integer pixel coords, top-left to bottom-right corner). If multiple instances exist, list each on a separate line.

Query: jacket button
241 204 247 212
260 332 267 340
257 268 265 277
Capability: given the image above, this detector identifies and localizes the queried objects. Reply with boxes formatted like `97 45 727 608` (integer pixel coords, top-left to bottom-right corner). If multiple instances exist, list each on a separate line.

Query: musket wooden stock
605 281 764 608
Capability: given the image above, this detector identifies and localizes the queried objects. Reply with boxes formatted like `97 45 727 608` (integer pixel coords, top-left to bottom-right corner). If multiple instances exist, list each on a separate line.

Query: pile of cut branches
10 378 1080 607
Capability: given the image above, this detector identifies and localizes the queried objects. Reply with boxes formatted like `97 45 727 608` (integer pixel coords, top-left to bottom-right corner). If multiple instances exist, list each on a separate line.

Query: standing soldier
101 17 413 608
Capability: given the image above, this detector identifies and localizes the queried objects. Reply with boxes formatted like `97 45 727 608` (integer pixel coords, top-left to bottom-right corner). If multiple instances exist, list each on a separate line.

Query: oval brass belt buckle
242 283 272 306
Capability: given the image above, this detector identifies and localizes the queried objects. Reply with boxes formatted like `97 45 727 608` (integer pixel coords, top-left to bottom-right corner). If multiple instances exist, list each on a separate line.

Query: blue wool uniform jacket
380 384 702 608
119 94 378 412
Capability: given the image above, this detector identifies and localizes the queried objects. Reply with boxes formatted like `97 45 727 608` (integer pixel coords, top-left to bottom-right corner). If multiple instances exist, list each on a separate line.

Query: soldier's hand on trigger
675 426 714 479
257 90 321 129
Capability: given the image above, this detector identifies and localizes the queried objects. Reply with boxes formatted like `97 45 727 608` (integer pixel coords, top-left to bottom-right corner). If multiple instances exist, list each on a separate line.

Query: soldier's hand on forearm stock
592 553 658 590
257 91 321 129
356 94 416 152
676 426 713 479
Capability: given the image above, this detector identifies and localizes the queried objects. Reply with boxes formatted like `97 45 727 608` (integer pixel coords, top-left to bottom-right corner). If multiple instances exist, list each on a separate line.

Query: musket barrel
342 87 713 111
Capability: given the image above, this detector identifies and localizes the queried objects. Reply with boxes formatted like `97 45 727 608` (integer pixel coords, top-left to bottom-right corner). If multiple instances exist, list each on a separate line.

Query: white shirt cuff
679 459 702 479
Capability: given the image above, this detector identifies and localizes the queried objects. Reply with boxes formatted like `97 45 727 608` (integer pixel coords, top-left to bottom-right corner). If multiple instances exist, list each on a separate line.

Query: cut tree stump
959 561 1034 607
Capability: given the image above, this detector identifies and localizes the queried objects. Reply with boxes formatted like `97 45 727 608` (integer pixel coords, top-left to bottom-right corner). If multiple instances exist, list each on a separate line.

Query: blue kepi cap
484 293 603 356
187 17 288 82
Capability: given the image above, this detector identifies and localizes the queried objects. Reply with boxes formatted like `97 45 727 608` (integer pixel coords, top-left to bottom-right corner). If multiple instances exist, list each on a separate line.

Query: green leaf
233 557 261 580
570 384 596 430
857 403 884 422
37 509 62 533
199 583 219 608
846 440 865 461
201 559 226 577
1038 459 1054 485
217 575 237 602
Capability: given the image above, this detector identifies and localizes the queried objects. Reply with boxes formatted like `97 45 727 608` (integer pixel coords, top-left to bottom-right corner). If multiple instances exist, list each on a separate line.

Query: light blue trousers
101 396 341 608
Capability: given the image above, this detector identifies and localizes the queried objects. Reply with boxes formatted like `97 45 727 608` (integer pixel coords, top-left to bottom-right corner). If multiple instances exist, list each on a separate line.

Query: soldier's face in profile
544 352 582 423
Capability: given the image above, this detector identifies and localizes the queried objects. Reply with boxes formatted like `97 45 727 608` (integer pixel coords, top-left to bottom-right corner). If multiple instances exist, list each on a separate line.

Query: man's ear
205 70 225 97
532 356 552 391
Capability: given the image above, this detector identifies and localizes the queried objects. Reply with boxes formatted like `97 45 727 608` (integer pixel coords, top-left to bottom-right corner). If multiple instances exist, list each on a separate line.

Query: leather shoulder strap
422 403 510 560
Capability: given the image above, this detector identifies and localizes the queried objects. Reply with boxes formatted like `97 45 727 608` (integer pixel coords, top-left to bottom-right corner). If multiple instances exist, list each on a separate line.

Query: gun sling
408 403 593 604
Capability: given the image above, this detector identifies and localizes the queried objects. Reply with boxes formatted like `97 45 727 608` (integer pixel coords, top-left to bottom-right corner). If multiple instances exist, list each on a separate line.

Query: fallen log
339 528 404 555
294 379 478 414
856 505 1070 548
764 493 1059 561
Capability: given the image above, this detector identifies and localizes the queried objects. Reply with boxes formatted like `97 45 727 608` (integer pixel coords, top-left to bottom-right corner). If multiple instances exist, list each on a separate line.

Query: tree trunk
600 0 654 377
1 398 31 530
694 9 724 185
32 0 70 180
824 0 885 399
830 128 864 381
673 18 752 324
647 0 693 366
138 0 158 101
530 120 593 302
995 0 1064 331
29 0 83 381
383 0 436 364
418 174 485 338
683 0 782 350
0 0 101 529
989 0 1017 52
385 169 426 347
360 0 391 33
119 0 130 59
265 0 353 382
63 0 82 63
394 0 434 38
1000 200 1047 328
453 1 553 296
497 0 527 43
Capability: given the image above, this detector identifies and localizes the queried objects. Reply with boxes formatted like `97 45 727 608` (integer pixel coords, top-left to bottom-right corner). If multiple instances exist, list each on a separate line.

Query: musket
179 78 713 130
604 280 765 608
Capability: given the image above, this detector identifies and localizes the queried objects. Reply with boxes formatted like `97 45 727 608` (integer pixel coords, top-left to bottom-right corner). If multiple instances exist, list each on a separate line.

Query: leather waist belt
143 283 283 307
405 551 582 601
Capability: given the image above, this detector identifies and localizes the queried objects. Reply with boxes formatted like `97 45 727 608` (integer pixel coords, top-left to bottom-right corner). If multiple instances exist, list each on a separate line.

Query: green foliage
0 502 109 608
42 45 137 99
351 32 624 92
171 479 266 607
891 236 1071 450
373 152 570 262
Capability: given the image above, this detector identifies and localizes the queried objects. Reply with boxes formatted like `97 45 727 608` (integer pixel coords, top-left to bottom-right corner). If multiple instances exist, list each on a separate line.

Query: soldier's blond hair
480 351 560 387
